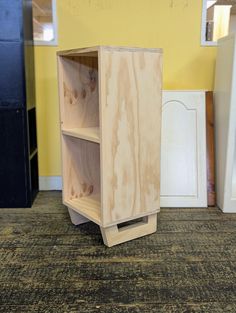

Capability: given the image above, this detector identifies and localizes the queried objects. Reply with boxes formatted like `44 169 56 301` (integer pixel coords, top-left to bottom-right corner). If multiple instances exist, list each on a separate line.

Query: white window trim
34 0 58 46
201 0 218 47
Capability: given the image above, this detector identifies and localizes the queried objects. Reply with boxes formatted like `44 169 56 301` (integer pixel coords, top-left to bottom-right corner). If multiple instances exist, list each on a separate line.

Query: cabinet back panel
58 55 99 129
62 136 100 202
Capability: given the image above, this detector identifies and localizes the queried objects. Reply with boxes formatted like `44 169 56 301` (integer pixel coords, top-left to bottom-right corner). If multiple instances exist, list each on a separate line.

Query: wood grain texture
57 46 162 57
65 194 101 225
61 136 101 223
206 91 216 206
58 55 99 129
1 192 236 312
100 48 162 226
62 127 100 143
57 46 162 244
100 213 157 247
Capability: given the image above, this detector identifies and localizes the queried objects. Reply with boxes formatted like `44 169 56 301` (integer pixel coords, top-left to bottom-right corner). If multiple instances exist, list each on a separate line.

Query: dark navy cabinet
0 0 38 207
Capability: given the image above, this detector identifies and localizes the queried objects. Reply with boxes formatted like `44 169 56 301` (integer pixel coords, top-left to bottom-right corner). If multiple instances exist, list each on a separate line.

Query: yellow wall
35 0 217 176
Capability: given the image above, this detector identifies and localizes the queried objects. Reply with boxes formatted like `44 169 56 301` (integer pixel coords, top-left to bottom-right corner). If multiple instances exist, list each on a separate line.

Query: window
32 0 57 46
201 0 236 46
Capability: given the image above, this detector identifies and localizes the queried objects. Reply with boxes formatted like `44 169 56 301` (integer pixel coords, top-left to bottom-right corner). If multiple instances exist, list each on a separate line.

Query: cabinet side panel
214 36 235 210
100 50 162 226
57 56 66 201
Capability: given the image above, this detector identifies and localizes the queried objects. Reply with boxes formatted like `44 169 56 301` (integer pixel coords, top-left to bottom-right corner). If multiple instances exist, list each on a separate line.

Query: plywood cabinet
57 46 163 246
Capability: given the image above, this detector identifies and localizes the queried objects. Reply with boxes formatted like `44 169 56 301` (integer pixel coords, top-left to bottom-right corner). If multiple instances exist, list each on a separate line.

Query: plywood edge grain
57 46 163 57
62 127 100 143
98 46 104 226
101 210 159 228
64 194 101 225
57 46 100 56
100 213 157 247
57 56 67 201
100 46 163 53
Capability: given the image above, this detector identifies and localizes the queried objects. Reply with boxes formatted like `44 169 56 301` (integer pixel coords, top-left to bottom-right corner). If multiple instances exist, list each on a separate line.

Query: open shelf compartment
62 135 101 225
58 50 99 144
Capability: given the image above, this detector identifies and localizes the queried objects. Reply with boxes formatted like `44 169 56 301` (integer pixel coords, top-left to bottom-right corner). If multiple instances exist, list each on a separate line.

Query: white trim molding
39 176 62 190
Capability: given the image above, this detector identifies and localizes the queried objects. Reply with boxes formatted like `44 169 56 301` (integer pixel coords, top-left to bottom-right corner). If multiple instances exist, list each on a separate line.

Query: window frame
201 0 218 46
33 0 58 46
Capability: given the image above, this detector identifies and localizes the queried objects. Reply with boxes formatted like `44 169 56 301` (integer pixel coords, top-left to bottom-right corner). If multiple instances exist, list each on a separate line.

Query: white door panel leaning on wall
160 91 207 208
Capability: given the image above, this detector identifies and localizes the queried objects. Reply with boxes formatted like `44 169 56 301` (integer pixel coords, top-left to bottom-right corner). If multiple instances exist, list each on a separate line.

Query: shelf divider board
62 127 100 143
65 194 101 225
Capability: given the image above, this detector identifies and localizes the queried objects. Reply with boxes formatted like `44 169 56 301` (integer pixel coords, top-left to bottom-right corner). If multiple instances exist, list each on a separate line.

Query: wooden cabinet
57 46 162 246
0 0 38 207
214 34 236 212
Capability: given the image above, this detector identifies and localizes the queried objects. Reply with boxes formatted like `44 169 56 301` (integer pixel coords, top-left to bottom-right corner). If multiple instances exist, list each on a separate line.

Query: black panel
28 108 37 154
30 153 39 202
0 41 25 107
0 0 23 42
0 109 28 207
0 0 38 208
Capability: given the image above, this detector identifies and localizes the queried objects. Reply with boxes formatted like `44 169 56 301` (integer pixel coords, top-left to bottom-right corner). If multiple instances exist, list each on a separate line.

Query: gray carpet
1 191 236 313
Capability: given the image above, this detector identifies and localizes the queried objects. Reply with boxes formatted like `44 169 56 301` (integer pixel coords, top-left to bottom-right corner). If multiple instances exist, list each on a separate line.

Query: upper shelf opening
58 53 99 129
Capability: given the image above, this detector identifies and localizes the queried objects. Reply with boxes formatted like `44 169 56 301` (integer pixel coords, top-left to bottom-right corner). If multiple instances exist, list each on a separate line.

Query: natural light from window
32 0 57 45
202 0 236 45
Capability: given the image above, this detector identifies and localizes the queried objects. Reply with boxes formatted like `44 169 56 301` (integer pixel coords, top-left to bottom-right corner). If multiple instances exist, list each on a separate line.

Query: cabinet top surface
57 45 163 56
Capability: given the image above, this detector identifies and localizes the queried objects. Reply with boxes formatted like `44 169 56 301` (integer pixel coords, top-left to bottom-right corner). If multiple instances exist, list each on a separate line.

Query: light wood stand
57 46 163 246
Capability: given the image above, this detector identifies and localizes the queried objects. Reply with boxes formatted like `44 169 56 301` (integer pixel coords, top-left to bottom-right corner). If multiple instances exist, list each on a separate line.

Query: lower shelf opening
66 194 101 225
62 135 101 225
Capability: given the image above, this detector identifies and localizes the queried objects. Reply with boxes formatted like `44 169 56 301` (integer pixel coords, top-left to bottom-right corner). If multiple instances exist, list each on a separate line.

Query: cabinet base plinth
68 207 90 225
100 213 157 247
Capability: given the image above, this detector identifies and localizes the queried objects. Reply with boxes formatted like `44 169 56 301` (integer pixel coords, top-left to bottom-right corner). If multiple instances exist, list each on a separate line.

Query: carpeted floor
1 191 236 312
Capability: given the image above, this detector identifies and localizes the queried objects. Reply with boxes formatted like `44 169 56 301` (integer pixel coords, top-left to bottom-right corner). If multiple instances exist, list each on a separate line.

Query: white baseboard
39 176 62 190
